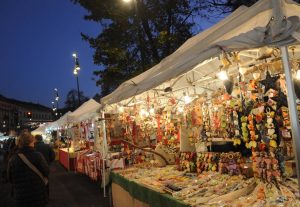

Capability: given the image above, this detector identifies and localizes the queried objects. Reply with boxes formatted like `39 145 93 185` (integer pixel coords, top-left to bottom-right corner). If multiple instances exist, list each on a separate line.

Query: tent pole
101 110 107 197
280 46 300 192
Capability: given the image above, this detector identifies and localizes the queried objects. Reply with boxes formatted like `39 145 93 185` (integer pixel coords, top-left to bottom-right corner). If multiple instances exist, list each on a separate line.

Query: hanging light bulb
118 106 124 113
217 70 229 80
178 106 184 113
140 109 149 117
183 92 191 104
296 69 300 80
149 105 155 115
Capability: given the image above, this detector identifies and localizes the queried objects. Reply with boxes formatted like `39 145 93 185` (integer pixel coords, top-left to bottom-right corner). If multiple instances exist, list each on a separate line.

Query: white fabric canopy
68 99 101 122
56 111 72 127
32 124 47 135
101 0 300 105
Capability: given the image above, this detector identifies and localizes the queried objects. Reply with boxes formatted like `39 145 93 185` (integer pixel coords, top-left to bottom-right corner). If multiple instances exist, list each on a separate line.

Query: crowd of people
1 130 55 207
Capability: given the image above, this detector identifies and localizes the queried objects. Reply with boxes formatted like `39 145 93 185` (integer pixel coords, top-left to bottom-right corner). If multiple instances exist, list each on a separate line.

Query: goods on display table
59 148 78 171
76 150 103 181
100 0 300 204
111 166 300 207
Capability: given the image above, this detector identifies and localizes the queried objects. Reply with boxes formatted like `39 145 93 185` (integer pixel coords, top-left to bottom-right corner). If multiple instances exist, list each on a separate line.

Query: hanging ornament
271 89 288 108
223 76 234 94
293 77 300 99
259 70 280 93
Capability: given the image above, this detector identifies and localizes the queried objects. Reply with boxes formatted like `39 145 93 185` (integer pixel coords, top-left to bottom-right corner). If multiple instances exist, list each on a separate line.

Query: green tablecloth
110 172 190 207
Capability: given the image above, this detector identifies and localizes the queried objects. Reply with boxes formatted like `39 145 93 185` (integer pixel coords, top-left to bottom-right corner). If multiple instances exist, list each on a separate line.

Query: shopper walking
34 134 55 165
7 132 49 207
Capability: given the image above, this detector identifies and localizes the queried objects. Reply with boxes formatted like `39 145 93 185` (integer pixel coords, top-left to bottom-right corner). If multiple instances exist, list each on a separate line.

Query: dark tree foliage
64 89 89 110
70 0 197 96
71 0 300 97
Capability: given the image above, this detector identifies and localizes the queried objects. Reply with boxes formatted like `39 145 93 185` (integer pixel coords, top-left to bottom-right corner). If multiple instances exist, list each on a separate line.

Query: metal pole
102 110 107 197
280 46 300 192
76 75 81 106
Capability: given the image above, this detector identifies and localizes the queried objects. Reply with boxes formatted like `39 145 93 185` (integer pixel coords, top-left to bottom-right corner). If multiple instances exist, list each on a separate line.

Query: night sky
0 0 100 108
0 0 221 109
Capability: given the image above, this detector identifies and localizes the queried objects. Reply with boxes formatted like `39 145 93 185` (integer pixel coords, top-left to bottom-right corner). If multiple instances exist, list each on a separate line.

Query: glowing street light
72 52 81 106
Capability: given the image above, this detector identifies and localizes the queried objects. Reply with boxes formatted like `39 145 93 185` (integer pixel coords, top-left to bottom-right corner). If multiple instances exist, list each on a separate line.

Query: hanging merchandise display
104 46 300 206
38 0 300 204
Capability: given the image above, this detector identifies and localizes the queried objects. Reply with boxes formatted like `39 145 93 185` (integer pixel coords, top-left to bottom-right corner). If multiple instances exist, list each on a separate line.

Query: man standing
34 134 55 165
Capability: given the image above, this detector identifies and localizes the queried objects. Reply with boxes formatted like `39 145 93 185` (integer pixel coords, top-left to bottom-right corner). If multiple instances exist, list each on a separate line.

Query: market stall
99 0 300 206
54 99 105 179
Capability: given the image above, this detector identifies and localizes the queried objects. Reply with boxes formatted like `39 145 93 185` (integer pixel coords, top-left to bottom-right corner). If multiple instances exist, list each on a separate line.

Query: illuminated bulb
140 109 149 117
296 70 300 80
149 107 155 115
72 53 77 58
118 106 124 113
73 69 78 75
184 94 192 104
123 0 132 2
178 106 184 113
140 109 146 116
217 70 229 80
75 66 80 71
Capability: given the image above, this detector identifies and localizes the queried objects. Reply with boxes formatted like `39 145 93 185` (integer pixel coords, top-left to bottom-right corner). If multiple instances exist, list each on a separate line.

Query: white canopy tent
101 0 300 106
32 124 47 136
56 111 72 127
100 0 300 191
68 99 101 123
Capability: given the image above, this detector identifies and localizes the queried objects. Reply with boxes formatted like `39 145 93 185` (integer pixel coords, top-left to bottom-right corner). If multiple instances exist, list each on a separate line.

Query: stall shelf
110 171 189 207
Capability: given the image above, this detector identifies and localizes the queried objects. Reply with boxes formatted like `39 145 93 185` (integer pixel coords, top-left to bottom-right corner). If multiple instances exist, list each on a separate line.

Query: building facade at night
0 95 53 133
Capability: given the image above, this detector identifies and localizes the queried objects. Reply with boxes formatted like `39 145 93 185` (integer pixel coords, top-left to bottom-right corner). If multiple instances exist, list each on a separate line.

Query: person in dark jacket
34 134 55 165
8 132 49 207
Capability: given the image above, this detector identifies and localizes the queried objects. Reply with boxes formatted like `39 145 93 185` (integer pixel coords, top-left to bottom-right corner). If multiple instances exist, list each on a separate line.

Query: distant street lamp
72 53 81 106
54 88 59 117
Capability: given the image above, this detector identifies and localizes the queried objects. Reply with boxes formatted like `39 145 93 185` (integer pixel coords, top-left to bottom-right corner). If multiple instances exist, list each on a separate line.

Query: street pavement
0 156 110 207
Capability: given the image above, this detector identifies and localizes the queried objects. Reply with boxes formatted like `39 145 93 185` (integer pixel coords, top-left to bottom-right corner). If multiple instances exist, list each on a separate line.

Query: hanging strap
18 153 48 185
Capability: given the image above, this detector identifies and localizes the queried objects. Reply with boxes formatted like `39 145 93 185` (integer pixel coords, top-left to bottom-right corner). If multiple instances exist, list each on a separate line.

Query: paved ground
0 155 110 207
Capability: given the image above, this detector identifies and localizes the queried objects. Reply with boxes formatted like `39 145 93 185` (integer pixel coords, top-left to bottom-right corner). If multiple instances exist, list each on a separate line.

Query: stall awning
68 99 101 122
56 111 72 127
101 0 300 105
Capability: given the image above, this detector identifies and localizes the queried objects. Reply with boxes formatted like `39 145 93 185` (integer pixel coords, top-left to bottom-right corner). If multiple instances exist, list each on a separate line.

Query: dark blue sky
0 0 100 108
0 0 222 109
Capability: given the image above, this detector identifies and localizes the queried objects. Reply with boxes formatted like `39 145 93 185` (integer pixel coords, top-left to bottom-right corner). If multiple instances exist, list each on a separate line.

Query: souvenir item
259 70 280 93
196 152 219 174
271 89 288 108
219 152 242 175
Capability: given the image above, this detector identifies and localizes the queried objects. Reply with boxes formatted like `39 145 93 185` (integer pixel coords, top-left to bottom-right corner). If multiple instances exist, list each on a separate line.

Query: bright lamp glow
140 109 149 117
75 66 80 71
73 69 78 75
118 106 124 113
123 0 132 3
296 69 300 80
149 107 155 115
217 70 229 80
72 53 77 58
184 94 192 104
178 106 184 113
